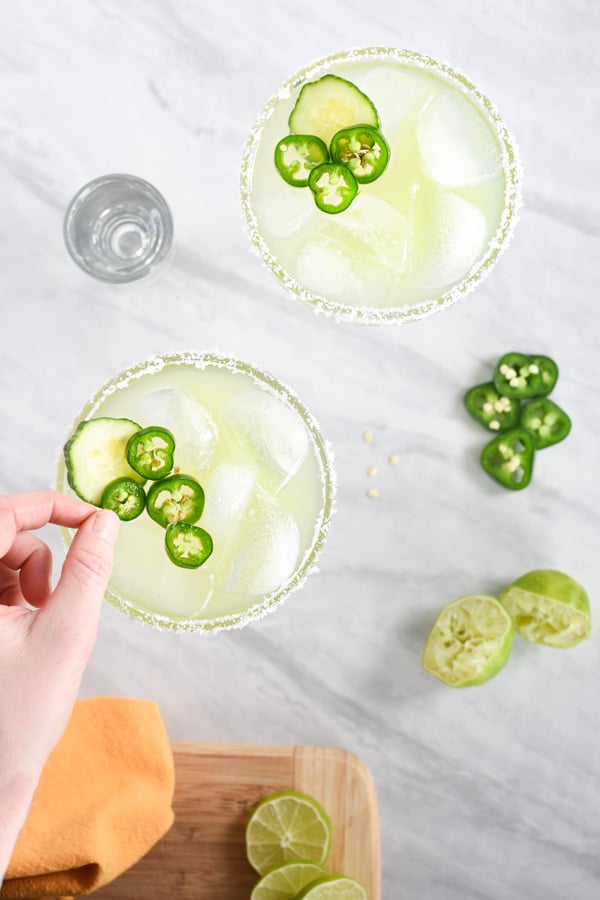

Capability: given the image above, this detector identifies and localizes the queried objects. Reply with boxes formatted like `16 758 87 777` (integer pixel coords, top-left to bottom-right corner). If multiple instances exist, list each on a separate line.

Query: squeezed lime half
295 875 368 900
499 569 591 648
246 790 332 876
423 594 514 687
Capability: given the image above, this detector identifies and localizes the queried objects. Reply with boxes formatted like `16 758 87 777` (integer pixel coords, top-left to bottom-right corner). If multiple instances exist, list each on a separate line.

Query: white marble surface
3 1 600 896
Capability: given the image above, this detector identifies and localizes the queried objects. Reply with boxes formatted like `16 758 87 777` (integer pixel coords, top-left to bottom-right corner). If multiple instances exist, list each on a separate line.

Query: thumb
41 509 120 630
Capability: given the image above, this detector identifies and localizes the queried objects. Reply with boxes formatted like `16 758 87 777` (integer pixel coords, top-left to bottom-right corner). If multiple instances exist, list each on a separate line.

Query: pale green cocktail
241 47 521 324
57 353 335 632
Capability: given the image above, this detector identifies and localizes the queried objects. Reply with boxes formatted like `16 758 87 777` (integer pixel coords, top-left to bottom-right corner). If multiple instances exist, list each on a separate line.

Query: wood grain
93 742 380 899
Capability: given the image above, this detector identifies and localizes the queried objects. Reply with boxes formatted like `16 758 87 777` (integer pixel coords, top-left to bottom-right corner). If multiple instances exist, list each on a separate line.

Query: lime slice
423 594 514 687
499 569 591 648
250 860 326 900
295 875 368 899
246 790 332 876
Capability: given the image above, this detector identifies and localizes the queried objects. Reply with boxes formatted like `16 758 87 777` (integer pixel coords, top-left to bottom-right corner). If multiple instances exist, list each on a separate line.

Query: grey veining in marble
3 1 600 897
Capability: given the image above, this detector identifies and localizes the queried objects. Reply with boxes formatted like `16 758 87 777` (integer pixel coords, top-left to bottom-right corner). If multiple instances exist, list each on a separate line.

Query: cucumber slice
289 74 379 146
64 417 145 505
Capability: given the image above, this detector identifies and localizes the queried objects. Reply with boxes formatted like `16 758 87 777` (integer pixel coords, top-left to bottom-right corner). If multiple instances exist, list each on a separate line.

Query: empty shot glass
64 174 174 283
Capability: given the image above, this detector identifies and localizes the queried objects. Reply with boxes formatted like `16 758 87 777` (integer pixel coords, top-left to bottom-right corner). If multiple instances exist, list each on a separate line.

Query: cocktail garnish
274 75 389 214
330 125 389 183
307 163 358 214
126 426 175 480
64 417 144 505
101 477 146 521
164 522 213 569
146 474 205 528
288 74 379 145
274 134 329 187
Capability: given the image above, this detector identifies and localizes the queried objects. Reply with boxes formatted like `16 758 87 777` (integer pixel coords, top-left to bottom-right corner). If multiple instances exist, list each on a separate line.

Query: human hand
0 492 119 877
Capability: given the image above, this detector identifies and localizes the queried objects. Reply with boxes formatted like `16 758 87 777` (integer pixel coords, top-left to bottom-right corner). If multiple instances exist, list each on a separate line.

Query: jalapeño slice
530 355 559 396
126 426 175 481
101 477 146 521
274 134 329 187
330 125 389 184
165 522 213 569
493 353 544 400
146 474 205 528
308 163 358 214
480 429 535 491
520 398 571 449
464 382 521 433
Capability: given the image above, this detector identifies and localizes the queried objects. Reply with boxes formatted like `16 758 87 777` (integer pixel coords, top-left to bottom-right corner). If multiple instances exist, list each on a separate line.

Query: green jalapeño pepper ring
101 477 146 521
530 355 559 397
493 353 545 400
464 382 521 433
274 134 329 187
308 163 358 214
147 474 205 528
330 125 390 184
126 426 175 481
480 429 535 491
165 522 214 569
520 398 572 449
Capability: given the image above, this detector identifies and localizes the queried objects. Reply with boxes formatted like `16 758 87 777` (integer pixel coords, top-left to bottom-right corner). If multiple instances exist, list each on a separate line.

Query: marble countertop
3 1 600 896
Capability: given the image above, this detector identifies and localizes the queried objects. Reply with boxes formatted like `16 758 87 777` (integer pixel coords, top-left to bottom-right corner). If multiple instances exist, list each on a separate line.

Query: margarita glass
241 47 521 325
56 353 335 633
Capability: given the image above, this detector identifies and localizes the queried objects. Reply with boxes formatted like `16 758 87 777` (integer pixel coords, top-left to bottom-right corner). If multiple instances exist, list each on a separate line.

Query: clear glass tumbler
63 173 174 283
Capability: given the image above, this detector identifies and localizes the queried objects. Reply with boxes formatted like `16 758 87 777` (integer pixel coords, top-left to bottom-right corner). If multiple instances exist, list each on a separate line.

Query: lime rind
499 570 590 648
295 875 368 899
246 790 332 876
423 594 514 687
250 860 326 900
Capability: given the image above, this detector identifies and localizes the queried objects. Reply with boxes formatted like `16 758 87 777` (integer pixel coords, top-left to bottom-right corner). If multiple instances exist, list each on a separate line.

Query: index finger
0 492 96 556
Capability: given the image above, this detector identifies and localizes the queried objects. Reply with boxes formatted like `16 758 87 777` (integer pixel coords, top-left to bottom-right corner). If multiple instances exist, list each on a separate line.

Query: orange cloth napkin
2 697 175 899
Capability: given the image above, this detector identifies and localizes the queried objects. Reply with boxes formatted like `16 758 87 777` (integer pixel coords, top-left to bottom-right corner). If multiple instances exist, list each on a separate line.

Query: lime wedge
250 860 326 900
423 594 514 687
295 875 368 899
246 790 332 876
499 569 591 648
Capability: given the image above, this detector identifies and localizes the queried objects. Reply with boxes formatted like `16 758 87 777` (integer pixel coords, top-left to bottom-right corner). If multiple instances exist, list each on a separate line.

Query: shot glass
64 174 174 283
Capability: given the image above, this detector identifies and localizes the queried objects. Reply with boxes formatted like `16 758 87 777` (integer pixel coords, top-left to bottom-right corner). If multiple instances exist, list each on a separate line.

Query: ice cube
223 388 309 492
412 186 487 290
294 195 408 306
201 463 257 540
416 92 502 187
134 388 218 474
357 66 435 132
295 237 357 302
220 490 300 595
254 189 314 239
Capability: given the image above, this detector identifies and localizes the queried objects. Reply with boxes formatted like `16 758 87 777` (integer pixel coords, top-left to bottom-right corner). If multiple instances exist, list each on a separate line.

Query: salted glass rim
240 46 522 326
55 351 336 633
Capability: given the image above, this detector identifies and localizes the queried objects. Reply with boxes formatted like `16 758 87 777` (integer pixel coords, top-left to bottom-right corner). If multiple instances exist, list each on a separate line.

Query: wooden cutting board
94 742 380 899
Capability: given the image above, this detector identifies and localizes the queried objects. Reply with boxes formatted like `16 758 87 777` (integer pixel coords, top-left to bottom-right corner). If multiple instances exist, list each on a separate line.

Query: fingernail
91 509 120 545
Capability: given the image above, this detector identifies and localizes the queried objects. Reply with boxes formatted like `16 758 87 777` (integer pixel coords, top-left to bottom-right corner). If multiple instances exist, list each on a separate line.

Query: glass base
64 173 174 283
